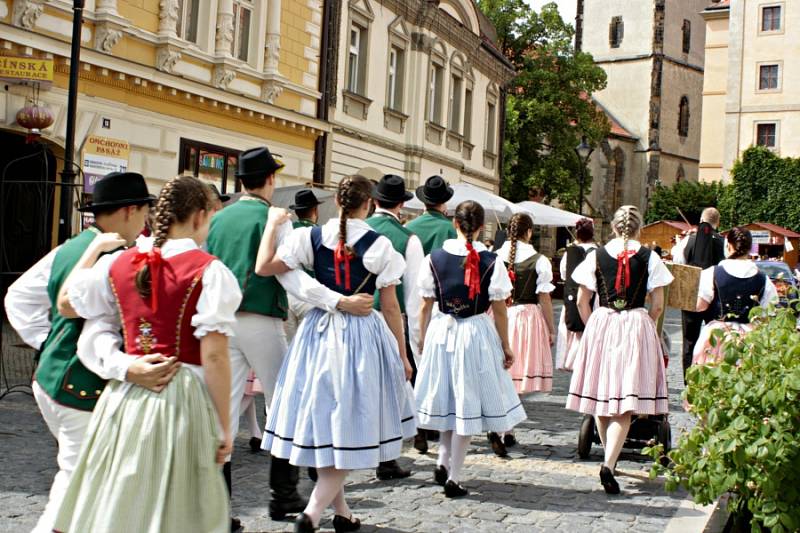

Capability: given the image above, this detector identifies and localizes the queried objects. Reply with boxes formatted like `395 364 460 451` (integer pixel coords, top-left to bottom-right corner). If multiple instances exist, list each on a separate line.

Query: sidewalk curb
664 494 729 533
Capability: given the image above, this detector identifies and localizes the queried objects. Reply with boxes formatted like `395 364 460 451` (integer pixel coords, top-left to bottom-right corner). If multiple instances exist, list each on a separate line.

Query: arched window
678 96 690 137
676 165 685 183
682 19 691 54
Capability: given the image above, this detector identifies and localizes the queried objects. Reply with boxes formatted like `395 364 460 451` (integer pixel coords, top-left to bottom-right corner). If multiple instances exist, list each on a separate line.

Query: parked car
755 260 799 304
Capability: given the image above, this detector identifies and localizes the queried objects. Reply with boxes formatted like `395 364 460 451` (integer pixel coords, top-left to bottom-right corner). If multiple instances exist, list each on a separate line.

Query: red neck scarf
615 248 637 293
133 247 164 312
464 242 481 299
334 241 352 291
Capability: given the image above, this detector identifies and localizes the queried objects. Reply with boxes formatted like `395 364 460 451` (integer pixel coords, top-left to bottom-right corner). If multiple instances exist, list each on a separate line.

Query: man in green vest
406 175 457 255
366 175 428 465
4 171 178 533
206 147 373 527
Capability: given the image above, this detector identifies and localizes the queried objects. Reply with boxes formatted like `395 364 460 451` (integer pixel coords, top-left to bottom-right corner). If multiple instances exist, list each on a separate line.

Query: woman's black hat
235 146 284 180
290 189 322 211
78 171 156 212
415 175 454 205
374 174 413 203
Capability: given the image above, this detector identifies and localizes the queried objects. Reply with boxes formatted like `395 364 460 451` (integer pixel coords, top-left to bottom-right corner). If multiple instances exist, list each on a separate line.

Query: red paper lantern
16 103 55 143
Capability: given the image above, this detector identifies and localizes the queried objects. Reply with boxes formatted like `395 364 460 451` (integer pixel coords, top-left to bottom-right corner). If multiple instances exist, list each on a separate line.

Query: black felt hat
290 189 323 211
374 174 413 203
415 175 454 205
235 146 284 180
78 171 156 212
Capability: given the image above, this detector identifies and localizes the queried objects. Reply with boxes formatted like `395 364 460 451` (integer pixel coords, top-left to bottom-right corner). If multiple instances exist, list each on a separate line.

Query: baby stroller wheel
657 417 672 466
578 415 595 459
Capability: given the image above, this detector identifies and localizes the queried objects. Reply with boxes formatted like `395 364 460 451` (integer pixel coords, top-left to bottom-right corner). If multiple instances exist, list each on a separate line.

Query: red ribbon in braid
132 247 164 312
614 249 637 293
464 242 482 299
334 242 352 291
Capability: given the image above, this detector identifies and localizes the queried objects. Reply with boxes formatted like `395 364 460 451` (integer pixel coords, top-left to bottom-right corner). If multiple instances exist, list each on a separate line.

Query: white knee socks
303 468 349 527
437 430 453 469
448 434 471 484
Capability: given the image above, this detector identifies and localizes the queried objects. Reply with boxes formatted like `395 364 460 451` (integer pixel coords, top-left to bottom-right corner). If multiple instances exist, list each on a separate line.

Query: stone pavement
0 307 698 532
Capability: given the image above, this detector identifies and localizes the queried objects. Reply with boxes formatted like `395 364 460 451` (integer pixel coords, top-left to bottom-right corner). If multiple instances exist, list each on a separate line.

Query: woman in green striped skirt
54 176 242 532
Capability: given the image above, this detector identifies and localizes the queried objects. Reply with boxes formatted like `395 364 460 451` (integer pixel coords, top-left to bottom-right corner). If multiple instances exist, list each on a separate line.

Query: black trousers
681 308 717 382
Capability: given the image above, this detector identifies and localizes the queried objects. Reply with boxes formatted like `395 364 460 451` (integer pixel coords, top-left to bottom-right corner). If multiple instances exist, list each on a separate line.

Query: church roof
593 99 638 141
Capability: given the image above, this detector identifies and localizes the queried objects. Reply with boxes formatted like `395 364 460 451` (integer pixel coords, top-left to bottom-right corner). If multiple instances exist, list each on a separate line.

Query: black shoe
332 514 361 533
249 436 262 453
376 460 411 480
294 513 318 533
487 432 508 458
413 430 429 454
308 467 318 482
600 465 620 495
503 433 517 448
230 517 243 533
434 465 448 487
269 457 307 520
444 480 468 498
428 430 440 442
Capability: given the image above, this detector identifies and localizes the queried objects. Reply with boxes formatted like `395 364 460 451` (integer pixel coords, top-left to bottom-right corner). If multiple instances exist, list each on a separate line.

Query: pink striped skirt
507 303 553 393
566 307 669 416
692 320 752 366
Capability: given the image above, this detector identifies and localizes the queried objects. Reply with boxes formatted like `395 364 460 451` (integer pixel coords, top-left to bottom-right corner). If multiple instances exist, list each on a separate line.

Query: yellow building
0 0 326 272
699 0 800 182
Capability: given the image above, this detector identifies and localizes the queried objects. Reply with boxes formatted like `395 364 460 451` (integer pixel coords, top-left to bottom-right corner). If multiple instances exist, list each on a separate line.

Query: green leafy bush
646 306 800 532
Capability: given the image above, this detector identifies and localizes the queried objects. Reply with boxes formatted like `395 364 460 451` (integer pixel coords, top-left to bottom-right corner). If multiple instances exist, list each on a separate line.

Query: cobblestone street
0 308 703 532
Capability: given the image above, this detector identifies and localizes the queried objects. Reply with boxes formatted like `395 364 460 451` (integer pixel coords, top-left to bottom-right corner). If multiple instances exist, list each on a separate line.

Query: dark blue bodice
429 249 497 318
310 227 380 295
712 266 767 323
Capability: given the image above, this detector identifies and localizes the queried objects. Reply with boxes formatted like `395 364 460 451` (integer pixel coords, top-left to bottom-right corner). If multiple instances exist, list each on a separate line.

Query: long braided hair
726 227 752 259
134 175 214 301
610 205 643 293
334 174 373 289
454 201 485 299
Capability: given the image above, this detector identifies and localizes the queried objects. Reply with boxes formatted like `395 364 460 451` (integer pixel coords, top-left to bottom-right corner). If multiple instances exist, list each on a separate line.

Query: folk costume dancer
286 189 323 342
672 208 725 381
405 175 457 255
366 174 426 468
491 213 556 457
54 176 239 532
256 175 416 533
692 227 777 365
566 206 673 494
415 201 526 498
3 172 165 533
556 218 597 371
205 147 373 526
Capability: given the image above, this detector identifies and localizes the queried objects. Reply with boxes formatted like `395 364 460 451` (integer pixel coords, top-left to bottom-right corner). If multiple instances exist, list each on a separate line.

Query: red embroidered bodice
109 247 216 365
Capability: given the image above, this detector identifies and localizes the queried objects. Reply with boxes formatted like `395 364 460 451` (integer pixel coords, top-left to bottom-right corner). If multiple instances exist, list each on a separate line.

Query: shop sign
82 135 130 228
0 57 54 83
751 231 771 245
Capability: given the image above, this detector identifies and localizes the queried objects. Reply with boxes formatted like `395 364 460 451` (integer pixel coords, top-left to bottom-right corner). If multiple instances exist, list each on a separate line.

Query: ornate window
678 96 690 137
609 16 624 48
427 42 447 126
176 0 199 43
682 19 691 54
231 0 254 62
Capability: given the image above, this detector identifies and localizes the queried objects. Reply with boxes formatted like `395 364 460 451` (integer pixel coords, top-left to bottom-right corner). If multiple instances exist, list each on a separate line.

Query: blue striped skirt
414 313 527 436
262 308 417 470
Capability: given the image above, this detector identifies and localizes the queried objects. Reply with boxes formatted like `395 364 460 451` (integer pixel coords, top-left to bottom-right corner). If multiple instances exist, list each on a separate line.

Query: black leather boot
375 460 411 480
223 462 243 533
269 456 307 520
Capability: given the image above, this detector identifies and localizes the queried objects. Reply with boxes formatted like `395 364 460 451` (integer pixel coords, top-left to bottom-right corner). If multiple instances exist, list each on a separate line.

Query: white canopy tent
403 182 518 223
515 201 583 227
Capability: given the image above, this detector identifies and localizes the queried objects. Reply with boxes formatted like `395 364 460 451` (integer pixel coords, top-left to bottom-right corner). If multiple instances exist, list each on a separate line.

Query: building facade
577 0 708 217
1 0 326 273
699 0 800 183
319 0 514 191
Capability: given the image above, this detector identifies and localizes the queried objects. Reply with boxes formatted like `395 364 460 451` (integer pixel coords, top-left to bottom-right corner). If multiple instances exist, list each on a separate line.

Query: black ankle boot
600 465 620 494
487 432 508 457
223 463 244 532
434 465 448 487
332 514 361 533
376 460 411 480
294 513 318 533
269 456 307 520
444 480 468 498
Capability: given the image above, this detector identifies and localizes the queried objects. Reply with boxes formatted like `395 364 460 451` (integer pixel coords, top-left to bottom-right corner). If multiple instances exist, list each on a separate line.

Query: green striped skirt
54 366 229 533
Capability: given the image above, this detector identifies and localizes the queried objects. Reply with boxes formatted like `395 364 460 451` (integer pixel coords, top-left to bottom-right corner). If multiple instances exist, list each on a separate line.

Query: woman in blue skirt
255 175 415 533
415 200 527 497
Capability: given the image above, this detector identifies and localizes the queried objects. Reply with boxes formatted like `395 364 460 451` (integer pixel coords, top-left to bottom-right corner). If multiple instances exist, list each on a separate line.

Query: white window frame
231 0 255 63
759 3 784 35
345 0 374 98
427 42 447 126
177 0 199 43
463 86 473 143
754 121 779 151
448 73 463 133
347 25 361 93
756 61 782 93
485 84 499 154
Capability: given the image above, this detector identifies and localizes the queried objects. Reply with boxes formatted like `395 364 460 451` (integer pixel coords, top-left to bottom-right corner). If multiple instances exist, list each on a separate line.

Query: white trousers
284 295 314 344
228 312 288 458
31 381 92 533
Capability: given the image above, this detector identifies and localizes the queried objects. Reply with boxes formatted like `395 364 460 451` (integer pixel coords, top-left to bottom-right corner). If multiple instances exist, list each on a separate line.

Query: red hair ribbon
508 268 517 284
334 242 352 291
464 242 481 299
132 247 163 312
615 249 637 293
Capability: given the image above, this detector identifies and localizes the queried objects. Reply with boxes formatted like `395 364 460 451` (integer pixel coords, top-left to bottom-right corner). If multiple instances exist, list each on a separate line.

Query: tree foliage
719 146 800 232
478 0 610 210
645 181 728 225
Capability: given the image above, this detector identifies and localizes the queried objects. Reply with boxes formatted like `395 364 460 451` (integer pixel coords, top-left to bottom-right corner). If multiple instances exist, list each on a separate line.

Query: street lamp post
574 136 594 216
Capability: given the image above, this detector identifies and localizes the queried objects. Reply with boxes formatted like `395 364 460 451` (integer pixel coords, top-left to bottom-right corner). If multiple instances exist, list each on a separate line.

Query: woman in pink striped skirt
566 206 673 494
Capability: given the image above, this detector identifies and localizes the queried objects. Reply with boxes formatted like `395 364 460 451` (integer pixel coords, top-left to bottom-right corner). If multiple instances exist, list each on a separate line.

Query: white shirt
671 235 690 265
4 247 60 351
571 239 674 293
418 239 513 301
373 208 425 357
68 239 242 380
698 259 778 306
494 241 555 293
559 242 597 278
278 217 406 290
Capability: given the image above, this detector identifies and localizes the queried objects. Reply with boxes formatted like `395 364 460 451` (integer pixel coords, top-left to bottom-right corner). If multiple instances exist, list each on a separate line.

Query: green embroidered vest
405 210 456 256
366 213 412 313
293 219 317 229
35 228 107 412
207 198 288 319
